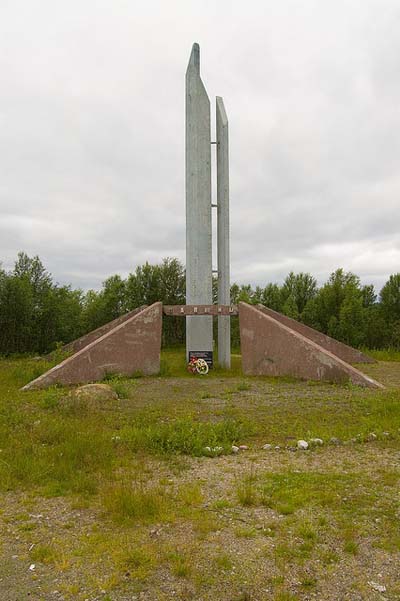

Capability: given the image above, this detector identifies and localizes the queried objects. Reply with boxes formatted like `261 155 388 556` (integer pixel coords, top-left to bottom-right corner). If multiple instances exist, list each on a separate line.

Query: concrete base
256 305 375 364
23 303 162 390
239 302 383 389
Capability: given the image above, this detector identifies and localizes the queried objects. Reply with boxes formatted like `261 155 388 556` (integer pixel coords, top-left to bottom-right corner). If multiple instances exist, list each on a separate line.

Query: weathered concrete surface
185 42 213 359
216 96 231 369
45 306 147 359
22 303 162 390
256 305 375 364
239 303 383 389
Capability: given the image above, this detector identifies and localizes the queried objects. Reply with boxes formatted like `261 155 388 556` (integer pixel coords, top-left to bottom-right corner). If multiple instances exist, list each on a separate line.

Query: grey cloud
1 0 399 294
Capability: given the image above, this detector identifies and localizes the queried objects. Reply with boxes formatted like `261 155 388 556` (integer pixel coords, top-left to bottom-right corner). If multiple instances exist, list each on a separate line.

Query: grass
365 348 400 362
103 481 168 524
0 351 400 599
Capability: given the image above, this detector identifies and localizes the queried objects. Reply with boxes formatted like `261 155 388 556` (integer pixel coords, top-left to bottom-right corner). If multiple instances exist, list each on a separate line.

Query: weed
169 551 191 577
211 499 232 510
177 482 203 506
31 544 56 564
110 380 130 399
237 465 258 506
215 552 233 570
343 540 359 555
103 481 167 524
236 382 251 391
235 527 257 538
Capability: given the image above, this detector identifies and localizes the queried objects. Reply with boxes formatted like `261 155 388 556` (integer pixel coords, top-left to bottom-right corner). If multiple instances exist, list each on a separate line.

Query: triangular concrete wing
239 302 383 389
22 303 162 390
256 304 375 364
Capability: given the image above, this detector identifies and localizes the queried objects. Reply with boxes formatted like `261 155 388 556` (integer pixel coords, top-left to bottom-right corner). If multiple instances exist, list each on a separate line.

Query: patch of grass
31 543 56 564
119 546 154 579
192 513 222 539
215 552 233 570
103 481 168 524
0 415 113 495
235 527 257 538
110 380 130 399
237 465 258 506
236 382 251 391
260 471 351 514
273 591 298 601
177 482 203 506
343 540 359 555
169 550 191 577
120 415 253 457
366 348 400 362
211 499 232 510
321 549 340 565
296 520 318 542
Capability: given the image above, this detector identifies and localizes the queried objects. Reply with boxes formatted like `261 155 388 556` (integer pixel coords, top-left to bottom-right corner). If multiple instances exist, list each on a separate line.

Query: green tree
262 283 283 312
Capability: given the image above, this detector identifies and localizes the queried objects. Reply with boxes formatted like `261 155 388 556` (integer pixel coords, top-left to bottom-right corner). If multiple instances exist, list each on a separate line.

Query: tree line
0 251 399 355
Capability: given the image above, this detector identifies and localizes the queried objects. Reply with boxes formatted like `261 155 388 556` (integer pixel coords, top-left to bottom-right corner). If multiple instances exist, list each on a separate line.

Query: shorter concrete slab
239 302 383 389
256 304 375 364
23 303 162 390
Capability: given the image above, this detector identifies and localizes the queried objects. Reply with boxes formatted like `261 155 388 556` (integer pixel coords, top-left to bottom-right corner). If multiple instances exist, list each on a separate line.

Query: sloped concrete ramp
239 302 383 389
256 304 375 364
23 303 162 390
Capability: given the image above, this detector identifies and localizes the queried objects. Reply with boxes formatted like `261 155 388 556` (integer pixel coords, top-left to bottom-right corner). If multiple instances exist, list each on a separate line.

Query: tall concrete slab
216 96 231 368
22 303 162 390
256 305 375 364
185 43 213 360
239 302 383 389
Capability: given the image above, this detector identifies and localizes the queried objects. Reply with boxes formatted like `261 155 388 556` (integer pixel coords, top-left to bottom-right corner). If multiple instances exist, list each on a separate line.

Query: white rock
231 445 239 453
274 446 280 450
239 445 248 451
262 444 272 450
368 581 386 593
297 440 309 450
309 438 323 446
29 564 35 571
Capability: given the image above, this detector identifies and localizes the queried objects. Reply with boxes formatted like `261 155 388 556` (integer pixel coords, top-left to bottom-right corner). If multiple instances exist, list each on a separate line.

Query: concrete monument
20 43 383 391
185 43 231 367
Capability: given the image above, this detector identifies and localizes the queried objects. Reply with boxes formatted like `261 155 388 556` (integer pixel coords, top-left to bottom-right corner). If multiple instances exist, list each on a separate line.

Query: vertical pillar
185 43 213 360
216 97 231 368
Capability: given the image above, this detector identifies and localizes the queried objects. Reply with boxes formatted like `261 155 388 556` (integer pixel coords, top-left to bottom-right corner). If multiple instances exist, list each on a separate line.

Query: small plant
235 527 257 538
31 544 56 564
237 465 258 506
236 381 251 391
343 540 359 555
110 379 130 399
215 552 233 570
103 481 167 524
169 551 191 577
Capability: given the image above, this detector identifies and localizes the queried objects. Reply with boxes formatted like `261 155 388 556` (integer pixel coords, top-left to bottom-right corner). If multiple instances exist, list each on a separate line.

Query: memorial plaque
188 350 213 368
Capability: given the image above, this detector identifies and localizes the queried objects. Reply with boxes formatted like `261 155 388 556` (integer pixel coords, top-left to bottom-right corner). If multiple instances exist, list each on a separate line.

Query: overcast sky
1 0 399 293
